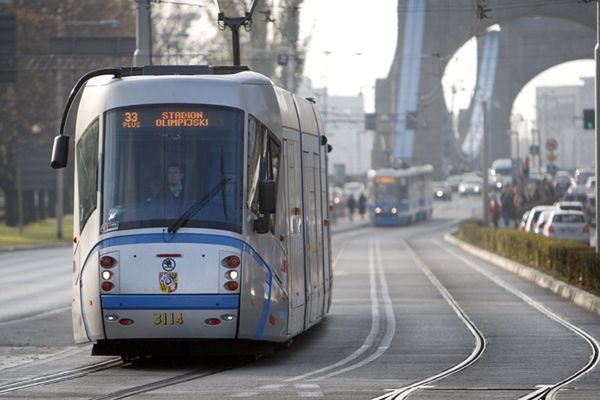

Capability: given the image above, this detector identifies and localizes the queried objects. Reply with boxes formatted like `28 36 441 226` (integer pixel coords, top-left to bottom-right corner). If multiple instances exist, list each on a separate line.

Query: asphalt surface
1 197 599 399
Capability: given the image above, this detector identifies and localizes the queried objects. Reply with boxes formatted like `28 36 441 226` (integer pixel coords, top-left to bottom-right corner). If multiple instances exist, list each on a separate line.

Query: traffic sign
547 153 557 163
529 144 540 155
546 138 558 152
546 163 558 175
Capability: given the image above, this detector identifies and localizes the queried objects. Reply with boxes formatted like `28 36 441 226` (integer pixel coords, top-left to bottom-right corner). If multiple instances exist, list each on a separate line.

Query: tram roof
373 165 433 178
76 68 284 137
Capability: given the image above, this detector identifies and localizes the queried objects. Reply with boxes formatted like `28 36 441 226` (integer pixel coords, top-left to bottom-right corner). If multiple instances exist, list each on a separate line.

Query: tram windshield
374 181 407 203
102 105 243 233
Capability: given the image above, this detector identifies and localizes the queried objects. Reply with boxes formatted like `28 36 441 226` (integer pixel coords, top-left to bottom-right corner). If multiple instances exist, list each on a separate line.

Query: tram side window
76 118 99 232
247 115 280 219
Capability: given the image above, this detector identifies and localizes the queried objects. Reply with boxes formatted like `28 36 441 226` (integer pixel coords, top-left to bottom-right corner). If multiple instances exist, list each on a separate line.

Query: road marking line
285 239 381 382
294 384 320 389
311 240 396 381
259 384 285 390
332 240 349 270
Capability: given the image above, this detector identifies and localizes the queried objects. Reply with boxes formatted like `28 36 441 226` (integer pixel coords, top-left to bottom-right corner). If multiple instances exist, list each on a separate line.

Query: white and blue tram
367 165 433 226
51 66 332 357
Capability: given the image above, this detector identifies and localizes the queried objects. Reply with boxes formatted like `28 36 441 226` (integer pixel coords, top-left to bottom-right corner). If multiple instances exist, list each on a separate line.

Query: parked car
574 168 595 191
524 205 555 232
433 181 452 201
518 210 529 231
533 209 554 234
553 171 572 196
585 176 596 194
542 210 590 245
458 177 483 196
554 200 585 213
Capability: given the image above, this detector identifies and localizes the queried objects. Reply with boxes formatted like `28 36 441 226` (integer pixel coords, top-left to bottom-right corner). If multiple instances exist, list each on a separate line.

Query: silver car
542 210 590 245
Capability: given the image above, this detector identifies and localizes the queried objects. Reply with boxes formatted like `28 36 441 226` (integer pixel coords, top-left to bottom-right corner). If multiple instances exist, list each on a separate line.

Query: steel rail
369 238 487 400
0 358 124 394
438 241 600 400
88 362 245 400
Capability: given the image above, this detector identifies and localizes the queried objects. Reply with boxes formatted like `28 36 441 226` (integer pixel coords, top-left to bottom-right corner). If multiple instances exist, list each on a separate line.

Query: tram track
369 238 487 400
437 240 600 400
283 216 471 386
88 360 245 400
0 357 124 395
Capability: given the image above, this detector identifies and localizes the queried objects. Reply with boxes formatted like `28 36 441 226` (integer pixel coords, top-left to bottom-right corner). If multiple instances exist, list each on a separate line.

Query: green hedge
456 219 600 296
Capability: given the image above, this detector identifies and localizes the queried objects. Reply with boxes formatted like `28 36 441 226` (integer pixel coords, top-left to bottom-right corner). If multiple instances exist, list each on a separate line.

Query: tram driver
155 162 186 215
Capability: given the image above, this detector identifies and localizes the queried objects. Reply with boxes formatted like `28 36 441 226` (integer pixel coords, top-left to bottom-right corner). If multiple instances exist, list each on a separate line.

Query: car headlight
436 190 443 197
496 181 502 188
474 186 480 192
459 185 465 192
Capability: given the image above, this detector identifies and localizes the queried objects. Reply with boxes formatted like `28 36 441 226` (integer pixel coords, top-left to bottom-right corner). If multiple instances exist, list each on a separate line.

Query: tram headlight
391 207 398 214
374 207 382 214
101 270 112 280
224 281 239 291
225 270 239 280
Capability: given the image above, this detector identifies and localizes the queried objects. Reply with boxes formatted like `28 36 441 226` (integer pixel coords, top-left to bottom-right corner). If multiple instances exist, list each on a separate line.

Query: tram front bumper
101 294 239 339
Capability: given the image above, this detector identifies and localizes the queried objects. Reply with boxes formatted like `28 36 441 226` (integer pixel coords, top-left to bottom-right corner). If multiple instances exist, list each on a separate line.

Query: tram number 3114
153 312 184 326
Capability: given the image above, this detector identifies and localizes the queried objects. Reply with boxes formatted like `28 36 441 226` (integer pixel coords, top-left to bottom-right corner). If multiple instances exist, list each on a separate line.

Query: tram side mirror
327 144 333 153
258 180 276 214
51 135 69 169
254 180 276 235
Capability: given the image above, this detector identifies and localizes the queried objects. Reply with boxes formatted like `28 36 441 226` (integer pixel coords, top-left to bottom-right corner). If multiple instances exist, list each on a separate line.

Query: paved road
1 197 599 399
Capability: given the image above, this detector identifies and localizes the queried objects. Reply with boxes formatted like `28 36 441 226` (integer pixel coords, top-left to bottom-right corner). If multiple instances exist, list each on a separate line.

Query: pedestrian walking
358 193 367 220
347 195 356 222
501 189 514 227
489 195 501 228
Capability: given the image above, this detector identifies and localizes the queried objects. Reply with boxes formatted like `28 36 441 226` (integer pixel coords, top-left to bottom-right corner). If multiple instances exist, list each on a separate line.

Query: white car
542 210 590 245
524 205 555 233
554 200 585 213
533 209 554 234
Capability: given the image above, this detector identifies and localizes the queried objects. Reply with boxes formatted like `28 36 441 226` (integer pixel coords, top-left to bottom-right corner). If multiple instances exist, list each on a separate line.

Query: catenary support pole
134 0 152 67
595 2 599 253
483 100 489 225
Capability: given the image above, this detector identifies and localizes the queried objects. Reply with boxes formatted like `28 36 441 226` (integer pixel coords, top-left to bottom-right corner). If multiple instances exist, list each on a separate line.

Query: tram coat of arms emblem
159 272 178 293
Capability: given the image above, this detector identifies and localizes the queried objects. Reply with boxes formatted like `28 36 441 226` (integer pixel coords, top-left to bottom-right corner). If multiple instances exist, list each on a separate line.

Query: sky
299 0 398 112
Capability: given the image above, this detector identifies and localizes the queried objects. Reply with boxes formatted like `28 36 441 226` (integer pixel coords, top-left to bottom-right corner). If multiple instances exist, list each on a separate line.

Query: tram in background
51 65 332 358
367 165 434 226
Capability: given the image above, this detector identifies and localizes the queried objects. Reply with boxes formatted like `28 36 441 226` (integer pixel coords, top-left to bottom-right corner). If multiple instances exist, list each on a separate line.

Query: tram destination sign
121 110 213 129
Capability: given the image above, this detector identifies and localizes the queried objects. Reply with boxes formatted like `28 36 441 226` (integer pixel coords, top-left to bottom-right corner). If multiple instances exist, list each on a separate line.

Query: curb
0 242 71 254
444 233 600 317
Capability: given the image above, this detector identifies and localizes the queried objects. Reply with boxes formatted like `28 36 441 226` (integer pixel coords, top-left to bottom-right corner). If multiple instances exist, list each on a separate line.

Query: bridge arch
373 0 596 177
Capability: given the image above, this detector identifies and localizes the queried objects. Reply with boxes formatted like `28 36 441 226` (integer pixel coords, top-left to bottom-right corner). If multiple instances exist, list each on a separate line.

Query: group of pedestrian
489 187 521 228
347 193 367 221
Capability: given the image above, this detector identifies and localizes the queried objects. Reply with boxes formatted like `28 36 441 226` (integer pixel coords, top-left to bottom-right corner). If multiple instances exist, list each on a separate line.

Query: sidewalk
330 214 370 234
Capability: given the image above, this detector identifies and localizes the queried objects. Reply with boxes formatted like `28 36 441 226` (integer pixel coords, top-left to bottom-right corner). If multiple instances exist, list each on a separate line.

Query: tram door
303 143 324 326
284 137 306 335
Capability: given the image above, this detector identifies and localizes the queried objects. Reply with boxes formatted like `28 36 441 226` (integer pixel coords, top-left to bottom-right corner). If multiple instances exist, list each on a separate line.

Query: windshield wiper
167 176 230 234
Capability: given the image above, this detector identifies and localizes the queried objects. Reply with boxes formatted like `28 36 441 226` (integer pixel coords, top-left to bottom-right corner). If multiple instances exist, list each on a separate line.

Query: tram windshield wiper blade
167 176 230 234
